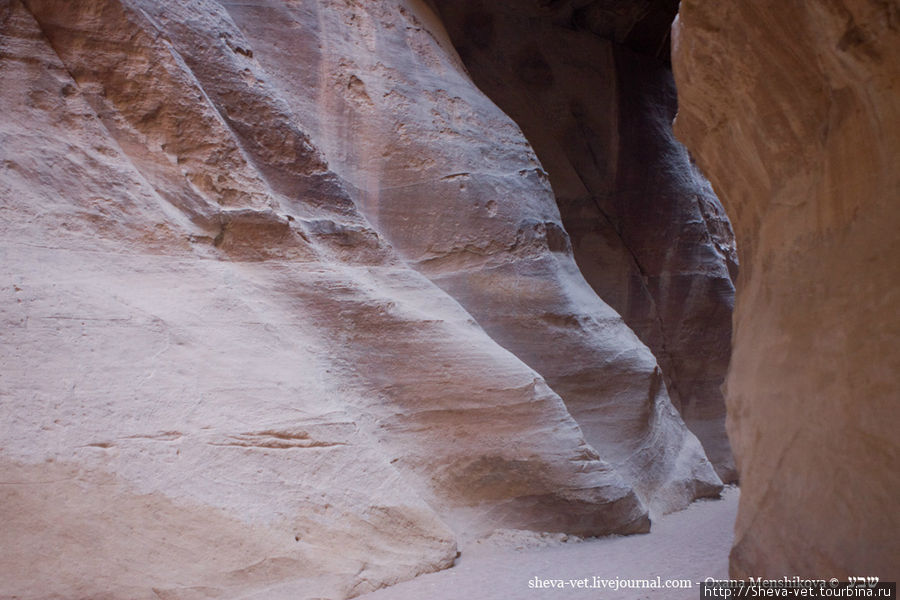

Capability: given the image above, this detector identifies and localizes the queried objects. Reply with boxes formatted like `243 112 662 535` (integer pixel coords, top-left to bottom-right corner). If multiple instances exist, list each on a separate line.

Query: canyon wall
221 0 720 517
1 0 724 598
432 0 738 482
674 0 900 579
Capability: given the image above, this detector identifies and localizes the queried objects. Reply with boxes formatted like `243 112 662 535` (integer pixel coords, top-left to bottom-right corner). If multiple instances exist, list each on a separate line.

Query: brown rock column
674 0 900 579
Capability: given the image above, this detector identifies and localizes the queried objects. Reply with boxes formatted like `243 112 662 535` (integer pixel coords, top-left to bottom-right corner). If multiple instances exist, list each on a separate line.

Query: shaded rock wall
674 0 900 579
0 1 640 597
432 0 738 481
1 0 725 597
229 0 720 516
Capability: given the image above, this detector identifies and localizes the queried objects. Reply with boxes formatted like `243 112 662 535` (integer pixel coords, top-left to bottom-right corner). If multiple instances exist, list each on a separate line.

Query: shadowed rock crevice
432 0 738 482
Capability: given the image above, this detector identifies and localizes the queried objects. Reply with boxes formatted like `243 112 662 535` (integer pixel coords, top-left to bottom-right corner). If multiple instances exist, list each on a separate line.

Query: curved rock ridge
222 0 721 515
673 0 900 580
431 0 738 483
3 0 721 597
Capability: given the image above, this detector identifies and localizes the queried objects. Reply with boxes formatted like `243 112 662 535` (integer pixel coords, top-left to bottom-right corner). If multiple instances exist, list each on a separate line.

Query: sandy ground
358 486 739 600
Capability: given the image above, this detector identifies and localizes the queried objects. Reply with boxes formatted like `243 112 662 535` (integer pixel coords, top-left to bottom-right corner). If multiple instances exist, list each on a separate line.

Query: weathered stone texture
674 0 900 579
0 0 727 597
432 0 738 482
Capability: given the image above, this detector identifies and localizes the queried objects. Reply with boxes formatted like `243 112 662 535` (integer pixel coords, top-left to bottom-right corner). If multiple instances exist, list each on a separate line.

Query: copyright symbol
830 578 839 588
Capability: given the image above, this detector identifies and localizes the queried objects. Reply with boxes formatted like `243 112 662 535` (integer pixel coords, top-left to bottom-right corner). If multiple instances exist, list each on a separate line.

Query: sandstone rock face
432 0 738 482
674 0 900 579
2 0 722 597
229 0 721 514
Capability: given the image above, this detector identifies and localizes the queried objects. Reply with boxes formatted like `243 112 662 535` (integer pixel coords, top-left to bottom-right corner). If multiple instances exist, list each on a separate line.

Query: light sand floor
359 486 739 600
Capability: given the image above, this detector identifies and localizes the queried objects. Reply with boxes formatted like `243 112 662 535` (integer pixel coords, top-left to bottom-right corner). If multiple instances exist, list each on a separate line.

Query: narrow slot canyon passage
1 0 897 598
431 0 739 486
360 1 743 595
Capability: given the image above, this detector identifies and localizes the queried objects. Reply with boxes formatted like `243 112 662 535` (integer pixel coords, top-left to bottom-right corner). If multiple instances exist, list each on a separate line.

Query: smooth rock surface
0 1 641 597
223 0 722 516
674 0 900 579
0 0 725 597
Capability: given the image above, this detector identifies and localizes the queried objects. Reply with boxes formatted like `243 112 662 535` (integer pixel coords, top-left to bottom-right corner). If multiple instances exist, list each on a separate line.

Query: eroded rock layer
432 0 738 482
230 0 721 516
1 0 722 597
674 0 900 579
